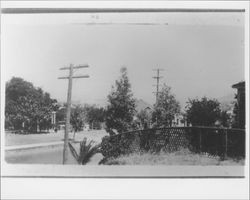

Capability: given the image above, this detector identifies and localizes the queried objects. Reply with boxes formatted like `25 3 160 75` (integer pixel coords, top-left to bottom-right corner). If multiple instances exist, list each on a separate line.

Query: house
232 81 245 129
83 124 90 131
172 114 186 127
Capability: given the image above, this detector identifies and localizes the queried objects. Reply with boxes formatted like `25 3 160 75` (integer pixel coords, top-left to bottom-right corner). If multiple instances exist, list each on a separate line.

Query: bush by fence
100 126 245 161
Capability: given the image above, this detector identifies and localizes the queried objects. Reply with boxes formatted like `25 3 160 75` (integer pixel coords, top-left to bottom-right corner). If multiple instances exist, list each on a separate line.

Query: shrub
100 129 192 162
100 135 121 158
100 132 141 160
68 137 100 165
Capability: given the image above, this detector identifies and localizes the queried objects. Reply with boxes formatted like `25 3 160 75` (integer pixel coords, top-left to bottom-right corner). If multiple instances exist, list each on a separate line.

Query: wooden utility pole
153 68 164 125
58 64 89 164
153 68 164 104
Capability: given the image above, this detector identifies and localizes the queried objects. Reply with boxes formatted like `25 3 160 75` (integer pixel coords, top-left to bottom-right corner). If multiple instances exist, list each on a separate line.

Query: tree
136 108 152 129
83 105 106 130
5 77 36 130
56 105 67 123
31 89 58 131
105 67 136 134
232 96 245 129
5 77 58 133
219 110 231 128
232 101 240 128
185 97 221 126
152 84 181 127
70 104 85 140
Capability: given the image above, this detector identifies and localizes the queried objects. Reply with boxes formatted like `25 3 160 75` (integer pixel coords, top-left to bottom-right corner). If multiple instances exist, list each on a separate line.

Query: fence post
199 128 202 153
224 129 228 160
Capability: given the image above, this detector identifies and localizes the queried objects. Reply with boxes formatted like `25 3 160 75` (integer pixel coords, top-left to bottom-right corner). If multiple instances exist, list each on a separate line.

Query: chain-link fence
101 127 245 160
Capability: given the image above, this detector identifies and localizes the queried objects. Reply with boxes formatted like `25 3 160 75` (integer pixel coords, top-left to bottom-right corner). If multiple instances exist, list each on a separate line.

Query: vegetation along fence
101 127 245 160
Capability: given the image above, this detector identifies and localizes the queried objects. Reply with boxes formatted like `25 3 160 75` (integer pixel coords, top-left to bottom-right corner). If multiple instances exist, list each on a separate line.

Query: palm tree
68 137 100 165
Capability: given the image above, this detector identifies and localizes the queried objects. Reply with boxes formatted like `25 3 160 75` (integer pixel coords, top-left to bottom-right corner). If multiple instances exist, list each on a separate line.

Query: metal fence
115 126 245 160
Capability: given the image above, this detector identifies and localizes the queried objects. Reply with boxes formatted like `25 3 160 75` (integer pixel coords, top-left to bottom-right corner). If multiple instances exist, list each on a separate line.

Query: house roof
232 81 245 89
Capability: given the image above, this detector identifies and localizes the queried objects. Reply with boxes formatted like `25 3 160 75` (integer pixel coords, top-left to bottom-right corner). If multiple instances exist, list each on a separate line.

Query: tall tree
105 67 136 134
152 84 180 127
5 77 58 132
185 97 221 126
5 77 36 130
70 104 85 140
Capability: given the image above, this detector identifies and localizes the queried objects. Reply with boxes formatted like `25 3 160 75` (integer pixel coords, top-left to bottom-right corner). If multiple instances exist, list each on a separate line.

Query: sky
1 12 245 109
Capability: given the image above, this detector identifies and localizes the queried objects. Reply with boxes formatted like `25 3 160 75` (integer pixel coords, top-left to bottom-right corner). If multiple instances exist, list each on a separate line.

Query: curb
5 141 64 151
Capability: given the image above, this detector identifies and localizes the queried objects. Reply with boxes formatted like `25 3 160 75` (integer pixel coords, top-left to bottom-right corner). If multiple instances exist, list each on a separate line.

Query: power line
58 64 89 164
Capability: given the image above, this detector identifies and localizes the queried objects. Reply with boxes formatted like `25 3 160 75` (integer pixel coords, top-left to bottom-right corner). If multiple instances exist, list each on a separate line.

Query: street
5 130 107 164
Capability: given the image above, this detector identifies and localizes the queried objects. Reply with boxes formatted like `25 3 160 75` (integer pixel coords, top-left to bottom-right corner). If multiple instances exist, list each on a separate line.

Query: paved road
5 130 107 165
5 145 74 164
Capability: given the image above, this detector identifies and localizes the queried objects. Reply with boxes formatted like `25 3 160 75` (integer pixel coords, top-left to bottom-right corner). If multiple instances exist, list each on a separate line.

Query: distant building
57 121 66 130
83 124 90 131
172 114 186 127
232 81 245 129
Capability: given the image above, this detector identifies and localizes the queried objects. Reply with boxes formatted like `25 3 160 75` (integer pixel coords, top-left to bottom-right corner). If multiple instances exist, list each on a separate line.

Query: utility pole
153 68 164 126
153 68 164 104
58 64 89 164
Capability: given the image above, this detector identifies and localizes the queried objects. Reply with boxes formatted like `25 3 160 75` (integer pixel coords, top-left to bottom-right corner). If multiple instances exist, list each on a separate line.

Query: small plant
68 137 100 165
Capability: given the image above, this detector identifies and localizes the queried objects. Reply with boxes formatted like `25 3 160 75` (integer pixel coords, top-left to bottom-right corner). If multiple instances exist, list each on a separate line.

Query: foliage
83 104 106 129
219 110 231 127
185 97 221 126
231 83 245 129
136 109 152 129
232 98 245 129
232 102 240 128
152 84 181 127
100 132 141 160
56 104 67 123
100 129 184 161
5 77 58 132
68 137 100 165
100 136 121 159
105 67 136 134
70 104 85 140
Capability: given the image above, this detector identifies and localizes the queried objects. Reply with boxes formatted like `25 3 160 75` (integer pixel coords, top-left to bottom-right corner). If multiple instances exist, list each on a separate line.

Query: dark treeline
5 71 243 134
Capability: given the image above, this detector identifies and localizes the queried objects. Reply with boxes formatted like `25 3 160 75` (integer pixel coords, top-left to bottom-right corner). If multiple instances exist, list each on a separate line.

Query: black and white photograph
1 1 249 199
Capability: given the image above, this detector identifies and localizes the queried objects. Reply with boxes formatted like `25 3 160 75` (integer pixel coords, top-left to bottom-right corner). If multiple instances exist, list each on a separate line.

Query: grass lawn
104 149 245 166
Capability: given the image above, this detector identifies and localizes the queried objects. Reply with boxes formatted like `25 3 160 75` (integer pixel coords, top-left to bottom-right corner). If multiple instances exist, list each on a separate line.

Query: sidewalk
5 141 64 151
5 130 107 147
